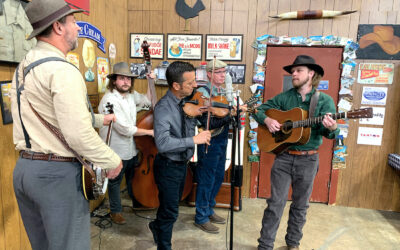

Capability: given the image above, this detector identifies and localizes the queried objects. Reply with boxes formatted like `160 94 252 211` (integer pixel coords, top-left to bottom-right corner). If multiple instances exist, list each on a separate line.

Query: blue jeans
108 156 137 213
195 127 228 224
153 154 187 250
258 152 319 250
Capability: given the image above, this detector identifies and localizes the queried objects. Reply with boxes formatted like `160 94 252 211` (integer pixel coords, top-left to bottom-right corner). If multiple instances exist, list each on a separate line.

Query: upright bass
132 41 193 208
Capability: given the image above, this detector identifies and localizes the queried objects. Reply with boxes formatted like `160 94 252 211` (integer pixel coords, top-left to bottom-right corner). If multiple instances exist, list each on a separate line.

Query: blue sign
317 80 329 90
363 90 386 101
77 21 106 53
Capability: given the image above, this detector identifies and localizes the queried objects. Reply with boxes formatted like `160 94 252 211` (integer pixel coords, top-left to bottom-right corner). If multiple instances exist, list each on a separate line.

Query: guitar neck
293 112 346 128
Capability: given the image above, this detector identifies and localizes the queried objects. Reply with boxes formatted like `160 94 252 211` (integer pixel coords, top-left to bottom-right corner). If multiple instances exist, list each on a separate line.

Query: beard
293 76 310 89
116 84 131 94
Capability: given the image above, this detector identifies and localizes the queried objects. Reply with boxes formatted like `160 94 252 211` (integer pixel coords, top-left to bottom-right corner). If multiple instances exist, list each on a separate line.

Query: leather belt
20 150 77 162
287 150 318 156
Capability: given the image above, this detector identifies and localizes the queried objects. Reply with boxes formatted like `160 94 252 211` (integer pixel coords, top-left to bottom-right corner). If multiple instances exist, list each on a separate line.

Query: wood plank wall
0 0 128 249
0 0 399 248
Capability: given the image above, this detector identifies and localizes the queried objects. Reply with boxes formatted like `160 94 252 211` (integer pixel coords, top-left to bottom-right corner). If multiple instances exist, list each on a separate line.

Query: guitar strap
309 90 320 119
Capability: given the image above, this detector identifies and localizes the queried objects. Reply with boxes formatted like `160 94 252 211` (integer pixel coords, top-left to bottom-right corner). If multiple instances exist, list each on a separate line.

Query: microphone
225 73 234 105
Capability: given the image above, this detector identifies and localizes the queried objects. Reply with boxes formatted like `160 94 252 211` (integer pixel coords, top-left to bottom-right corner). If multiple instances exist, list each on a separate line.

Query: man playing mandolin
99 62 153 225
253 55 339 250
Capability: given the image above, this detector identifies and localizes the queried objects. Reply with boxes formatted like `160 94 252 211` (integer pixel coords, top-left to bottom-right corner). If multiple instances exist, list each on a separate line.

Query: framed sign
167 34 202 60
227 64 246 84
130 33 164 59
206 34 243 61
0 81 13 125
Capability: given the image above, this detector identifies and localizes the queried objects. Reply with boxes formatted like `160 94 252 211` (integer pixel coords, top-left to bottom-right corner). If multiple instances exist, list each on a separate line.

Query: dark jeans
108 155 138 213
195 127 228 224
258 152 319 250
13 158 90 250
153 154 187 250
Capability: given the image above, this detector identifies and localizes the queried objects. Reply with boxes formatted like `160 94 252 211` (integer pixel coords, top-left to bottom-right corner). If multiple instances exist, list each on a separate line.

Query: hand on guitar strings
322 113 337 131
264 117 281 133
106 161 123 179
103 114 116 125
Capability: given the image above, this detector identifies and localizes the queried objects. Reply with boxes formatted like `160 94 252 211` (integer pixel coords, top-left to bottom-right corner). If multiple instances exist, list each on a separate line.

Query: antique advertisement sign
167 34 202 60
97 57 109 93
361 86 387 106
359 106 385 126
357 127 383 146
357 63 394 84
77 21 106 53
130 34 164 59
206 34 243 61
66 52 80 69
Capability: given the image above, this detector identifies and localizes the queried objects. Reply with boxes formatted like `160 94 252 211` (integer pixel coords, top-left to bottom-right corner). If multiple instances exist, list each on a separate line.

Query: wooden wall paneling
379 0 393 11
322 0 334 36
275 0 290 37
369 11 388 24
387 11 398 24
255 0 270 37
233 0 248 11
394 0 400 11
128 0 143 10
358 10 370 24
288 0 309 37
307 0 325 36
331 0 352 37
211 0 225 11
223 9 233 34
223 0 234 11
129 11 144 33
361 0 377 11
348 0 362 40
267 0 280 36
210 11 225 34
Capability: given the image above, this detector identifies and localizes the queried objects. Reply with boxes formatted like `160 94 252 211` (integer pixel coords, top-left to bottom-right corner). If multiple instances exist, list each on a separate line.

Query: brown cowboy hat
26 0 83 40
107 62 138 79
359 25 400 55
283 55 324 77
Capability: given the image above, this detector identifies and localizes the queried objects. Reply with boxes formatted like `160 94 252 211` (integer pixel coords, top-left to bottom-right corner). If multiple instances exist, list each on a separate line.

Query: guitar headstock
347 107 373 119
105 102 114 114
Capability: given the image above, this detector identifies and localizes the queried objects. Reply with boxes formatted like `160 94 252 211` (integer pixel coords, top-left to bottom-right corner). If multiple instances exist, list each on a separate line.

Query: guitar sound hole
273 130 291 143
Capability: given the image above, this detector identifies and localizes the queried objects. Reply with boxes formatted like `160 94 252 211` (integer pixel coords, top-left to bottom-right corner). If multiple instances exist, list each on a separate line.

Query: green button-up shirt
253 88 339 151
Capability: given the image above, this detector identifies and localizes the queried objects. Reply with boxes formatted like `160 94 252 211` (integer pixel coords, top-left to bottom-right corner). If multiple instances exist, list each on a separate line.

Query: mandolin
82 102 114 200
257 107 373 154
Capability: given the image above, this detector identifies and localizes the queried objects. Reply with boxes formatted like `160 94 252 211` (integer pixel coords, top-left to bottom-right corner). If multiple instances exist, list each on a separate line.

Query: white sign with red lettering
357 127 383 146
130 33 164 59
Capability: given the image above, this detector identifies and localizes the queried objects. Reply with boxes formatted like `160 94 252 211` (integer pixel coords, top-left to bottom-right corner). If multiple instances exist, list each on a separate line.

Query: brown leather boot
209 213 226 224
110 213 126 225
194 221 219 234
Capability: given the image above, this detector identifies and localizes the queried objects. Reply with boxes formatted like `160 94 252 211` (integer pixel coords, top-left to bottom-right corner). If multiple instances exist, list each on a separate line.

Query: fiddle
182 90 230 118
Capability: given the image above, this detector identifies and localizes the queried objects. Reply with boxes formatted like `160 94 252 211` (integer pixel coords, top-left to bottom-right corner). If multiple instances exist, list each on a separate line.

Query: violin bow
205 56 216 153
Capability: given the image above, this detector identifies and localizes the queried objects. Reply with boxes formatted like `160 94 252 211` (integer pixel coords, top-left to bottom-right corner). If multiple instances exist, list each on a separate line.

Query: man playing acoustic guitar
253 55 339 250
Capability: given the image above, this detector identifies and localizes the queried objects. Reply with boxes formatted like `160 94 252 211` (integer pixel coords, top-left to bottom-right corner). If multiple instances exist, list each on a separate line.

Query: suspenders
15 57 95 148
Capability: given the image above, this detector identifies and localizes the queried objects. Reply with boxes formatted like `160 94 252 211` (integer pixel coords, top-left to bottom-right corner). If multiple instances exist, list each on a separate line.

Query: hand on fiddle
265 117 281 133
322 113 337 131
231 104 248 116
103 114 116 125
193 130 211 145
147 129 154 137
107 161 122 179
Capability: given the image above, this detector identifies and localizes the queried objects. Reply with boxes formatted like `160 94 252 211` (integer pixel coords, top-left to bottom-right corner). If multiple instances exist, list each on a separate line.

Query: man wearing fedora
253 55 339 250
99 62 153 225
11 0 122 249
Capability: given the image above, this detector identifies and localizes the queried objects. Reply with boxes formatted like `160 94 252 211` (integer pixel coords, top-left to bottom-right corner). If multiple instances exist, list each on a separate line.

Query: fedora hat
107 62 138 79
359 25 400 55
26 0 83 40
283 55 324 77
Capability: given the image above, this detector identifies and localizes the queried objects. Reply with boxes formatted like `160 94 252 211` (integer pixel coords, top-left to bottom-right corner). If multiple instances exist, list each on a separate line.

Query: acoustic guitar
82 102 114 200
257 107 373 154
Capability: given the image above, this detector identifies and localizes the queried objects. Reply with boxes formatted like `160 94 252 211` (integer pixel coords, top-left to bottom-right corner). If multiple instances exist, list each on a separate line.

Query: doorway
258 45 343 203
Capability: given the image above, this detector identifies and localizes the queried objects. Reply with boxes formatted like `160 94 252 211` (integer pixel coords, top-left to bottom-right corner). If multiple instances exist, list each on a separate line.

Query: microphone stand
229 90 243 250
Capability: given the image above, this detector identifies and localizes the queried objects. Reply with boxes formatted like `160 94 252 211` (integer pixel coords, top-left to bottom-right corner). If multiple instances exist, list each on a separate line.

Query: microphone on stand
225 72 234 106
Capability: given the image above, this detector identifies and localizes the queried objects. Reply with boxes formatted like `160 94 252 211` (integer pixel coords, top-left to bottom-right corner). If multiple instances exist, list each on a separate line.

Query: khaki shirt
10 41 120 170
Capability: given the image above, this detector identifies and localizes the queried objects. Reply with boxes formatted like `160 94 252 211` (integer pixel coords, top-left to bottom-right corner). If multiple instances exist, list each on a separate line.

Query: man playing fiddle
194 59 246 233
149 61 211 250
